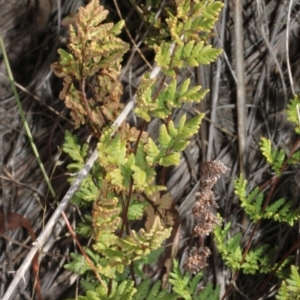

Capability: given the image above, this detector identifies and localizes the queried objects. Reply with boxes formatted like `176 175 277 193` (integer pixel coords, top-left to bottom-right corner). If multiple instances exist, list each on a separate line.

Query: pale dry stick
247 1 285 139
56 0 61 35
234 0 247 177
286 0 295 95
255 0 287 99
207 0 227 161
215 32 237 84
2 57 162 300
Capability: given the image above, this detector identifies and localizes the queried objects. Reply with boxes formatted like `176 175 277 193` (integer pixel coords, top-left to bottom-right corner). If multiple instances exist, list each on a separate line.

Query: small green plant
169 260 220 300
54 0 224 299
214 94 300 297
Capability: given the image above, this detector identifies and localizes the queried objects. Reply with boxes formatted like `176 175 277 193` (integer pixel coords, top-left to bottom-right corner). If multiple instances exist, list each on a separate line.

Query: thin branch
234 0 247 177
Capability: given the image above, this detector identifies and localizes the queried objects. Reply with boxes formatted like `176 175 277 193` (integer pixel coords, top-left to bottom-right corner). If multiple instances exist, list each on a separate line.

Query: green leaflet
260 137 285 175
276 265 300 300
286 94 300 134
63 130 88 168
169 260 220 300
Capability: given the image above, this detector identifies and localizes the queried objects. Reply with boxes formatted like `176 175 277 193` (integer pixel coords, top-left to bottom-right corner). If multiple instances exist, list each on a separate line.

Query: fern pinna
54 0 224 299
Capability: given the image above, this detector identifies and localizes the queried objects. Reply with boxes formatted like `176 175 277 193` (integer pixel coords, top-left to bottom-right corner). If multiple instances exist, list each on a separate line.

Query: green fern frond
64 252 93 275
169 259 220 299
79 280 136 300
286 94 300 134
263 199 300 226
241 245 270 275
234 174 247 201
259 137 285 175
287 150 300 164
196 283 220 300
169 259 193 300
133 279 152 299
234 175 264 221
63 130 88 167
76 215 93 237
135 74 157 122
93 217 171 276
233 174 300 225
276 265 300 300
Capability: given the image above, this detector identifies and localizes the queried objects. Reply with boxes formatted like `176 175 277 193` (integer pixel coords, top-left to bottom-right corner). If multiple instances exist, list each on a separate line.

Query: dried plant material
184 246 211 274
200 161 229 189
184 160 227 272
52 0 129 133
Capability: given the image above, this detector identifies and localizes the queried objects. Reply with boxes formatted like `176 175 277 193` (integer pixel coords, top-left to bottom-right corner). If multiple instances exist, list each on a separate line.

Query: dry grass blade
234 0 247 176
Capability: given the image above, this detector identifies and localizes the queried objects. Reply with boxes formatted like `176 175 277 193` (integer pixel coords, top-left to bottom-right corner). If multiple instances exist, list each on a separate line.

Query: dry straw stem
234 0 247 177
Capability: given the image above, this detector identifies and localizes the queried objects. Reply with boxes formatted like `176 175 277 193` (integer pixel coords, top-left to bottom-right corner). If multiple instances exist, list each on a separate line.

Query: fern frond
196 283 220 300
62 131 88 167
52 0 129 131
259 137 285 175
169 260 192 300
286 94 300 134
276 265 300 300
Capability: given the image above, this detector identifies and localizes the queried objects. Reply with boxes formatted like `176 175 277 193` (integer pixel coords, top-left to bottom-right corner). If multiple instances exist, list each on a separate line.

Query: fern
195 283 220 300
77 280 136 300
169 260 193 300
93 217 171 275
133 279 177 300
55 0 224 298
286 94 300 134
63 130 88 170
233 175 300 225
234 175 264 222
287 150 300 164
169 260 220 300
276 265 300 300
214 219 276 274
52 0 129 131
259 137 285 175
215 170 300 276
